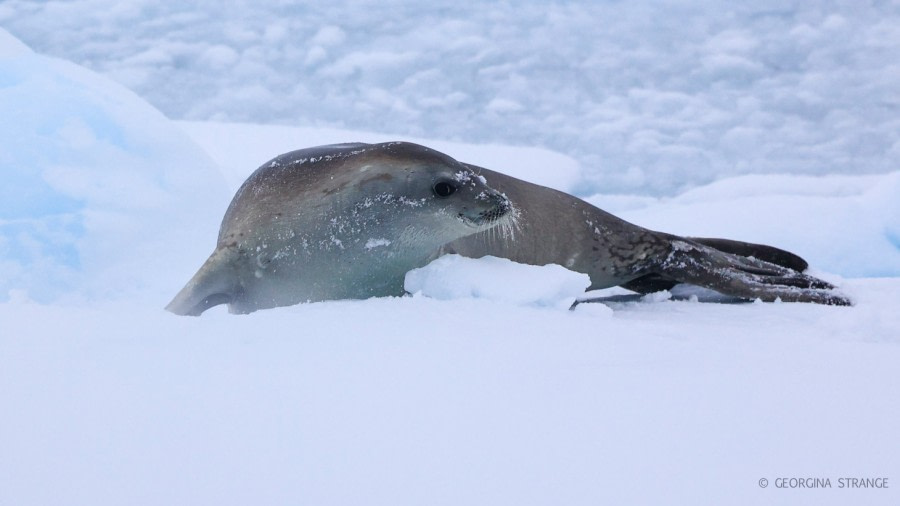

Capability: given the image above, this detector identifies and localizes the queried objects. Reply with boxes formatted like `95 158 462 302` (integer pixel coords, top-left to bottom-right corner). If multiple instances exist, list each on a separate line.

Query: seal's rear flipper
165 247 240 316
653 240 852 306
622 236 815 296
687 237 809 272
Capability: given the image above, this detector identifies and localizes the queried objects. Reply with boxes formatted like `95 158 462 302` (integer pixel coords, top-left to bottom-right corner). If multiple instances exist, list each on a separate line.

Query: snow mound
0 29 229 303
405 254 592 309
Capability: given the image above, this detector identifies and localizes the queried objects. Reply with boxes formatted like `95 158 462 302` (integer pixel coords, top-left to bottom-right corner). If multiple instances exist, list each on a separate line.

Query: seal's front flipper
654 239 852 306
165 247 241 316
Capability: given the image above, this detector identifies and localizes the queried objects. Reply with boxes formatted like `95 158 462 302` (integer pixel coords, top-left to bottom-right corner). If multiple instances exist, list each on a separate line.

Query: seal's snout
454 191 510 227
474 190 513 226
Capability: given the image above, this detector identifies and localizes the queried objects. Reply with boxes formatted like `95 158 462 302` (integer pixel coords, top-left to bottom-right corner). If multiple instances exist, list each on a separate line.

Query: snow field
2 17 900 506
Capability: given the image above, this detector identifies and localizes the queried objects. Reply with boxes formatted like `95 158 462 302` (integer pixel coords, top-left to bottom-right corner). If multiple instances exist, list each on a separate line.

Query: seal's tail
165 247 240 316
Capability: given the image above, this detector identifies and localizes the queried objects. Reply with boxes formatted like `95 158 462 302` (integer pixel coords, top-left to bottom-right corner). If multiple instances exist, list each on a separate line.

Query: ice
0 28 229 303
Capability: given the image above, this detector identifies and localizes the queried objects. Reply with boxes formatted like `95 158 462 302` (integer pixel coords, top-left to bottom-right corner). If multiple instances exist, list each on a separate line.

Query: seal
167 141 850 315
165 142 514 315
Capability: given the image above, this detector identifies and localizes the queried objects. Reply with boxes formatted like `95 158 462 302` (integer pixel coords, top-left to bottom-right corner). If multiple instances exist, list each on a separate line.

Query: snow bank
0 29 229 303
405 254 594 310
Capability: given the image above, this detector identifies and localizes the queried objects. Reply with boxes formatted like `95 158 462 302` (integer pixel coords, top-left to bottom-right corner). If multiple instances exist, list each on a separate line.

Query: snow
405 254 594 310
2 12 900 506
364 238 392 250
3 281 899 505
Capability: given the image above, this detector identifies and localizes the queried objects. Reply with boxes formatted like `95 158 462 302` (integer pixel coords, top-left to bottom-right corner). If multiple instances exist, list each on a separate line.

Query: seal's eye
433 181 458 198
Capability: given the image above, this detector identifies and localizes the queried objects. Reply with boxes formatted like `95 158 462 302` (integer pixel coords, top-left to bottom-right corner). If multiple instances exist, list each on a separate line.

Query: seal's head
167 141 514 315
367 141 514 233
217 141 513 253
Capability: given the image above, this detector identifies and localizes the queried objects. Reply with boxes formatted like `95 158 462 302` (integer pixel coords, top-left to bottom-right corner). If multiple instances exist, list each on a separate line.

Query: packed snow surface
2 16 899 506
405 254 593 309
3 280 899 506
